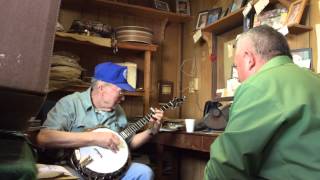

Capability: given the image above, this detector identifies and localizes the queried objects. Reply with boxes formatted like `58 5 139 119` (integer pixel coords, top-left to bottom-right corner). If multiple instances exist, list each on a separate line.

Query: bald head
234 25 292 82
235 25 292 61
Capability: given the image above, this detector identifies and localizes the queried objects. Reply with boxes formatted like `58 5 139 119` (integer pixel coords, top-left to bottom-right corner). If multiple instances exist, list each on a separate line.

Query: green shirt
205 56 320 179
43 88 128 134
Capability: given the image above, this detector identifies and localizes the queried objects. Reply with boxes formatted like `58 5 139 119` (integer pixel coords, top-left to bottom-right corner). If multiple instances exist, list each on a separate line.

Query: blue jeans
121 162 154 180
65 162 153 180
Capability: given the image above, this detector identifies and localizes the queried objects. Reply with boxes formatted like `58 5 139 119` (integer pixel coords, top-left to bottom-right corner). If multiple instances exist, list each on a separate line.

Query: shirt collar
242 55 292 84
258 55 292 73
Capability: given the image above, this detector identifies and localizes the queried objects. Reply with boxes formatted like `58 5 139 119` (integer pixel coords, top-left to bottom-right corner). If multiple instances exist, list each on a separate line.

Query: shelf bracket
153 18 168 44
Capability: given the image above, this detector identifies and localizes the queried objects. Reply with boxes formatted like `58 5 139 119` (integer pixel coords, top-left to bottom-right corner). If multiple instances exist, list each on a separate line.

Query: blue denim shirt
43 88 128 134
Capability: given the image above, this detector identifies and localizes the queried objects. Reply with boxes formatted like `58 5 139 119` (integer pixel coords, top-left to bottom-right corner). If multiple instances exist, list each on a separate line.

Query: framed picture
291 48 312 69
230 0 247 13
154 0 170 12
207 8 222 25
286 0 307 25
196 11 208 30
253 8 287 29
158 80 174 103
176 0 190 15
220 7 230 19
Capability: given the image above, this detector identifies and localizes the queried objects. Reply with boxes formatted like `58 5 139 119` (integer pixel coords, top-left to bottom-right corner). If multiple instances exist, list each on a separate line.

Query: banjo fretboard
119 97 185 140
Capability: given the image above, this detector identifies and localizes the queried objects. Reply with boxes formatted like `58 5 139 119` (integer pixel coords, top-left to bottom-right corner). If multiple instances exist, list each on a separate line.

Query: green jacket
205 56 320 179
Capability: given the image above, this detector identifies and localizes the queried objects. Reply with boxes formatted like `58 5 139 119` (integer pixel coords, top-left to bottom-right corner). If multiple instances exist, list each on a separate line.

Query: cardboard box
117 62 137 89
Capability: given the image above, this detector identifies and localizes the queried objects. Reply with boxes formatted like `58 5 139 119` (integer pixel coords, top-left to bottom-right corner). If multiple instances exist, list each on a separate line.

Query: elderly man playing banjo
37 62 164 179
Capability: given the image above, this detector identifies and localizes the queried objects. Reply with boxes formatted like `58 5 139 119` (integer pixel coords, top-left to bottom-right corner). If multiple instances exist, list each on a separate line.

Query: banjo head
78 128 129 174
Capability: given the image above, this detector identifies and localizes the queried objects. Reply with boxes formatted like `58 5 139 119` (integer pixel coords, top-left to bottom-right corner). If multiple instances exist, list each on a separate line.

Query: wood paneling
309 0 320 71
156 23 182 118
181 0 233 120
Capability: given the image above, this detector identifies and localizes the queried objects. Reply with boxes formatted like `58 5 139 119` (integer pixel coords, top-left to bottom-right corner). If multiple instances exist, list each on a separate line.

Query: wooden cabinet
52 0 192 115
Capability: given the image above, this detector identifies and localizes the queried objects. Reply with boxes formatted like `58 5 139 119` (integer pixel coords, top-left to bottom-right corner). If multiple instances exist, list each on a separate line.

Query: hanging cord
179 55 202 112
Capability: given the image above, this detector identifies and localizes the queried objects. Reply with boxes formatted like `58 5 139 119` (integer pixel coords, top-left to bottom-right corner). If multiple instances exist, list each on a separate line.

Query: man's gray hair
91 78 111 89
91 78 99 89
236 25 292 61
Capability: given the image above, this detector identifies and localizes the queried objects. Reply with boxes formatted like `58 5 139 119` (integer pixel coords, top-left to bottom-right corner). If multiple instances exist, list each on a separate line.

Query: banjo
70 97 186 179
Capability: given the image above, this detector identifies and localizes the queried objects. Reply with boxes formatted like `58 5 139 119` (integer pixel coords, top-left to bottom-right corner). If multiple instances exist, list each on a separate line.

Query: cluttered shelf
288 24 313 34
202 1 312 35
202 7 245 35
61 0 192 23
55 32 158 52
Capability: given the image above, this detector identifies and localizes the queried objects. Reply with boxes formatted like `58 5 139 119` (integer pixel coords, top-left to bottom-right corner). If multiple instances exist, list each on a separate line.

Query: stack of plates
115 26 153 44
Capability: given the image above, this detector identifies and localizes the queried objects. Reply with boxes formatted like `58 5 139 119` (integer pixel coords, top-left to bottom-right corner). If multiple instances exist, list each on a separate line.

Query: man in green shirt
37 62 164 179
205 25 320 179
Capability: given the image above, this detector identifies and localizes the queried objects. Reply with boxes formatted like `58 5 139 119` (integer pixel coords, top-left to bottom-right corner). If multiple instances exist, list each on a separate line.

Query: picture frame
291 48 312 69
230 0 247 13
196 11 208 30
253 8 287 29
207 8 222 25
158 80 174 103
286 0 307 25
176 0 190 15
154 0 170 12
220 7 230 19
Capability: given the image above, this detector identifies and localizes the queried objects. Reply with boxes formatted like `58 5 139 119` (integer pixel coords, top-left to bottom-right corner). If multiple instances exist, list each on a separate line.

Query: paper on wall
254 0 269 15
242 1 253 17
278 26 289 36
193 29 202 43
316 24 320 73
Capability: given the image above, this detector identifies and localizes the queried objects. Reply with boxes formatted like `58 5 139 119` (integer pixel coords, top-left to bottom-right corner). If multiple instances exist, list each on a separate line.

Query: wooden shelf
288 24 313 34
117 42 157 52
61 0 192 23
55 33 158 52
213 96 234 102
202 9 312 36
202 7 245 35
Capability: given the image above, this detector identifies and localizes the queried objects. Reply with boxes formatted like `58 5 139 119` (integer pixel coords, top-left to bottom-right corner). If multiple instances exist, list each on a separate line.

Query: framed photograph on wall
153 0 170 12
220 7 230 19
285 0 307 25
230 0 247 13
176 0 190 15
196 11 208 30
291 48 312 69
158 80 174 103
207 8 222 25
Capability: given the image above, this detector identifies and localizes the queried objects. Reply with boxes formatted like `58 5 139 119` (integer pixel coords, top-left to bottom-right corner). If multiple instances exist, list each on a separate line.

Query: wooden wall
310 0 320 71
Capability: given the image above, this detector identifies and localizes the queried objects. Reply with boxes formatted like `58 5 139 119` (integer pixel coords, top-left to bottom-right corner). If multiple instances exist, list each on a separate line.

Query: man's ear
245 50 256 70
96 82 104 92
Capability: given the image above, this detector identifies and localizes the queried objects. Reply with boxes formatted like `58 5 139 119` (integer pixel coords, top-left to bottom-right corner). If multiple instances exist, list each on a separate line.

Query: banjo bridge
79 155 93 167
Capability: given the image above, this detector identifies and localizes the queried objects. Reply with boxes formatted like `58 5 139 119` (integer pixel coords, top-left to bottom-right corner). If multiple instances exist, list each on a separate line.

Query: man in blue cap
37 62 163 179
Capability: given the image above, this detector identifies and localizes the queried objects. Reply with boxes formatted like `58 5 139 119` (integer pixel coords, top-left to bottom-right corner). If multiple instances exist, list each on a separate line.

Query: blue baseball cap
94 62 135 92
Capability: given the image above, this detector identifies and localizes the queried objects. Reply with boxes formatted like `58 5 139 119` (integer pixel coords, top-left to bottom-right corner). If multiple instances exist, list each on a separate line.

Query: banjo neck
119 97 185 140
